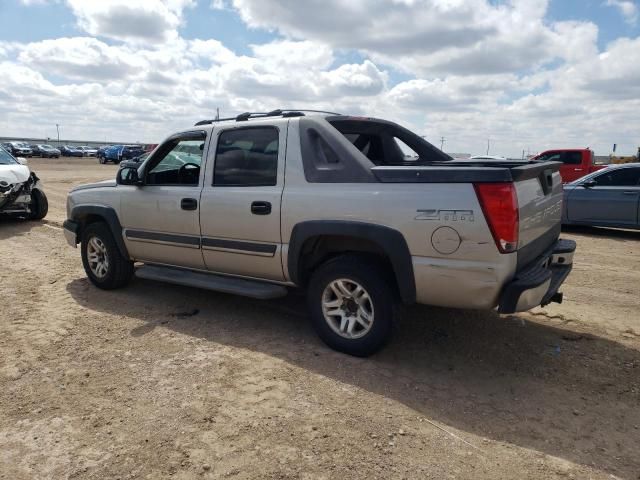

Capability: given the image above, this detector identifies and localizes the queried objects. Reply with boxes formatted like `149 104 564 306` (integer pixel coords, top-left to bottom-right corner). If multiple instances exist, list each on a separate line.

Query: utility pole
216 108 220 121
56 124 60 147
440 136 445 151
522 149 525 160
486 138 490 155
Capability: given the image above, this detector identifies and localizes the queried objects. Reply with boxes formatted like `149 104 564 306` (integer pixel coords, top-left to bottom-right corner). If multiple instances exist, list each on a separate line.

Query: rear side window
213 127 278 187
329 119 450 165
593 168 640 186
562 152 582 165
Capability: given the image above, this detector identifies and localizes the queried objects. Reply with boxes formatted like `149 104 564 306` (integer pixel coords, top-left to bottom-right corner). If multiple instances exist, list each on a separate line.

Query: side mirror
582 180 597 188
116 166 142 186
16 157 28 165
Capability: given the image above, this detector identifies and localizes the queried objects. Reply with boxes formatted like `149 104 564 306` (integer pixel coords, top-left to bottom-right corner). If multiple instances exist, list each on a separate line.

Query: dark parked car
31 144 61 158
3 142 33 157
562 164 640 230
102 145 146 164
96 146 111 161
60 145 84 157
117 152 149 168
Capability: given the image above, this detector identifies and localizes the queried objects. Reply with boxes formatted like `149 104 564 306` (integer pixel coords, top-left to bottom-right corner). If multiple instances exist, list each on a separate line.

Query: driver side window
146 137 205 186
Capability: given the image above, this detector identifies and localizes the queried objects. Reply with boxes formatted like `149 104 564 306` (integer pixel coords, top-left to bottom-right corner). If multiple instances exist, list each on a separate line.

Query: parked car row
2 142 38 157
0 141 105 158
98 144 146 164
59 145 99 157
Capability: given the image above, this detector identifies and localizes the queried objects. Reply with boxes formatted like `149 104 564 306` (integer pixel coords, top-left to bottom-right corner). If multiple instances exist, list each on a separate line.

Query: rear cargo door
514 166 563 268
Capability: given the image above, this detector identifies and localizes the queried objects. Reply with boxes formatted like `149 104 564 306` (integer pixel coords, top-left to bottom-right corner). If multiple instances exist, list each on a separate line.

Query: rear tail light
473 183 519 253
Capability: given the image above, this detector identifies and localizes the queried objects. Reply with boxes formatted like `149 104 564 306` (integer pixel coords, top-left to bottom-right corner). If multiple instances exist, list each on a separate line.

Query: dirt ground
1 157 639 480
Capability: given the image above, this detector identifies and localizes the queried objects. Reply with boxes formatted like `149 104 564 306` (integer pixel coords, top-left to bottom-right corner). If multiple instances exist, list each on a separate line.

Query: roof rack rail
194 109 342 126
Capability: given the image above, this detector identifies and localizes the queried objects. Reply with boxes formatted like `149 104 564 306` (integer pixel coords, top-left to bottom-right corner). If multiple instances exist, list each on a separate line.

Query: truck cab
533 148 605 183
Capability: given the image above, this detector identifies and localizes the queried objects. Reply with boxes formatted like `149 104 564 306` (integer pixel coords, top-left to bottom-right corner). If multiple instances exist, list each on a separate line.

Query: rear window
562 152 582 165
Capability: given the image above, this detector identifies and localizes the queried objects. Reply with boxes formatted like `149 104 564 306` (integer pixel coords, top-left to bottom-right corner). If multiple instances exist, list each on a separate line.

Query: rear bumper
63 219 79 247
498 239 576 314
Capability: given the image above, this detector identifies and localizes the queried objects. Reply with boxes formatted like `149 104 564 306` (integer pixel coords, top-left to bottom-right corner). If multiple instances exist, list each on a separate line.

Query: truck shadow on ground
67 277 639 478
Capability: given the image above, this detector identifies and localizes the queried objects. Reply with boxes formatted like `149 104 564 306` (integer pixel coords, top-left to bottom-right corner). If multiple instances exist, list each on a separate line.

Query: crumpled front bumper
498 239 576 314
0 189 31 214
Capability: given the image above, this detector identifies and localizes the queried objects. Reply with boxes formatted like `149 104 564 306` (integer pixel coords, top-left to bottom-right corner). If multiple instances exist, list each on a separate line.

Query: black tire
81 222 134 290
28 188 48 220
307 255 398 357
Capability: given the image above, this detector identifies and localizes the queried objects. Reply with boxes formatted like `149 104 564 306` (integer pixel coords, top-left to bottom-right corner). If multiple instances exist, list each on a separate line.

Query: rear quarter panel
281 121 517 309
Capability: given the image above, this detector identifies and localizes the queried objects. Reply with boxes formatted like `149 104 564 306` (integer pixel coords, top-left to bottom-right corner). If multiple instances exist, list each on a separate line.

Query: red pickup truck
532 148 606 183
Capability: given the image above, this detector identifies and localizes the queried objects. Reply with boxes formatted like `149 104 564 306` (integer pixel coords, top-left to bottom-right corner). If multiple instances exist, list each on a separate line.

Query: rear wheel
307 255 398 357
81 222 133 289
28 188 48 220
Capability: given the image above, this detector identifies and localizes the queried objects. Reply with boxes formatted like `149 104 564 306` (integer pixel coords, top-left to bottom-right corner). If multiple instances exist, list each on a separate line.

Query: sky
0 0 638 157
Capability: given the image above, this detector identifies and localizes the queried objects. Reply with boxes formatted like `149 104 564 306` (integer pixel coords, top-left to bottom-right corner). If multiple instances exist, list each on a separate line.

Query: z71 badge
415 209 474 222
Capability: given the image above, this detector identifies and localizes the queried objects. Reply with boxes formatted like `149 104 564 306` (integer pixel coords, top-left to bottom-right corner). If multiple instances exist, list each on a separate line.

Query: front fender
70 205 128 258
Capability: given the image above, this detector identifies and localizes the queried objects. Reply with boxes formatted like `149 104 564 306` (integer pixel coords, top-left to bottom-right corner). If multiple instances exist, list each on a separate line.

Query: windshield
0 147 18 165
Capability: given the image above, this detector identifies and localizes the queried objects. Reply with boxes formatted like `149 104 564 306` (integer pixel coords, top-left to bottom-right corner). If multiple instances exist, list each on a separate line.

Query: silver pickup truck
63 110 575 356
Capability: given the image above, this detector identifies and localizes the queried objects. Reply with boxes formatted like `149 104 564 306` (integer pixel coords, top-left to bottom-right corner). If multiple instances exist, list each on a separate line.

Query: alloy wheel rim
321 279 374 339
87 236 109 278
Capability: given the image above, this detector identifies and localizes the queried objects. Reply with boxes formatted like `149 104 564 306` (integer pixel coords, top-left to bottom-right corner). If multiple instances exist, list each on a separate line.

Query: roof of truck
194 109 341 127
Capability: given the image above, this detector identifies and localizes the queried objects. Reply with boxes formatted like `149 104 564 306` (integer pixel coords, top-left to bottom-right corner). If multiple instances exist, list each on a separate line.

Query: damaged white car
0 146 48 220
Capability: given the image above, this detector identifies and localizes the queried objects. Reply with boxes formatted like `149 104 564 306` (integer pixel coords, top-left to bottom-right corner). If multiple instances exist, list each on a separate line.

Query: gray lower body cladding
498 238 576 314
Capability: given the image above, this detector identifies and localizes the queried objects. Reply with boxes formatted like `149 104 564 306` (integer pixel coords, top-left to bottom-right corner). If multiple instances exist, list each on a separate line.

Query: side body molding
287 220 416 304
70 205 129 259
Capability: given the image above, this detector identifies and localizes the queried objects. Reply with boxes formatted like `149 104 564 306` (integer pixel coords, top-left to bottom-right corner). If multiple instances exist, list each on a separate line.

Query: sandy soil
1 157 639 479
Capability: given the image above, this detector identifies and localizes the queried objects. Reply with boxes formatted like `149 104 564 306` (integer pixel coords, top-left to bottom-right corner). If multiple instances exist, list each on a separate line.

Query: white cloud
18 37 142 81
320 61 387 97
65 0 195 43
3 0 639 157
605 0 638 25
225 0 597 77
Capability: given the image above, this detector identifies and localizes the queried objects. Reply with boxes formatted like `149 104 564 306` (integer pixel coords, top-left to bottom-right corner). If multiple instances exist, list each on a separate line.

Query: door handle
623 191 638 195
251 201 272 215
180 198 198 210
574 168 583 172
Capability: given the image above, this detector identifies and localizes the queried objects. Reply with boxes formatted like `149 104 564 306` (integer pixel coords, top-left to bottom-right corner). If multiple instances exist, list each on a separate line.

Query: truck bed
371 160 562 183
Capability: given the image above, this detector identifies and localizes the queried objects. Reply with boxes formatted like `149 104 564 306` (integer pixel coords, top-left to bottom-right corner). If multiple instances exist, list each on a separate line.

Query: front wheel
81 222 134 290
28 188 48 220
307 255 398 357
